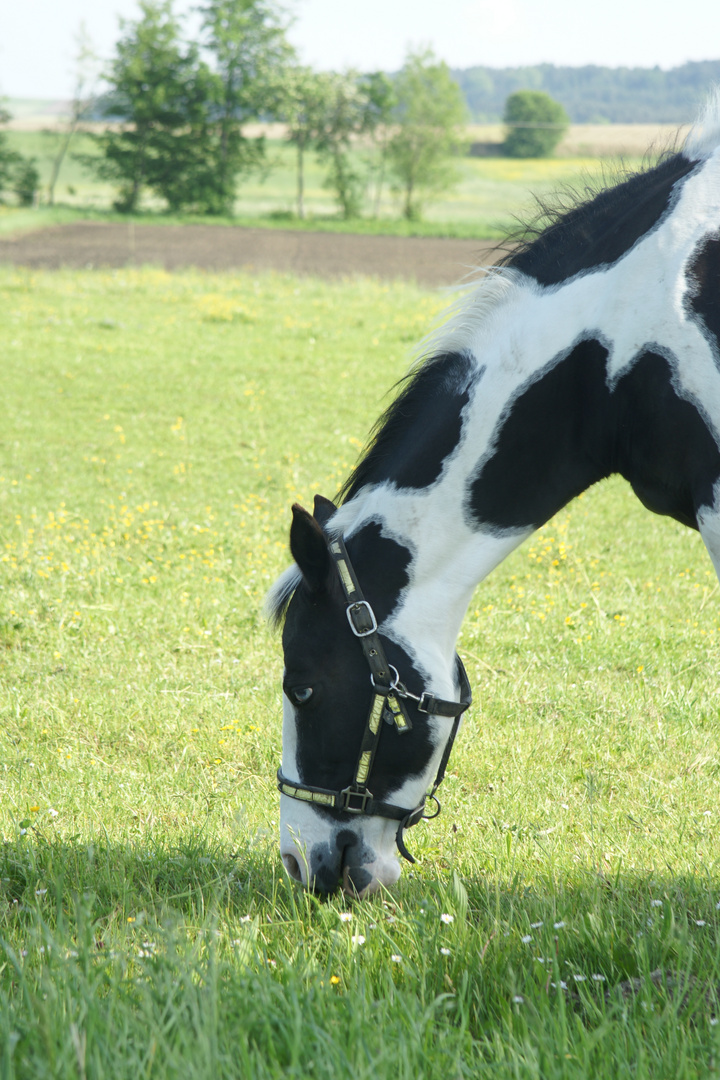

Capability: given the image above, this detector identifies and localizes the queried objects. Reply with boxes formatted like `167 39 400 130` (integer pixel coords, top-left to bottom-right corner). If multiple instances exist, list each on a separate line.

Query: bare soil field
0 222 500 286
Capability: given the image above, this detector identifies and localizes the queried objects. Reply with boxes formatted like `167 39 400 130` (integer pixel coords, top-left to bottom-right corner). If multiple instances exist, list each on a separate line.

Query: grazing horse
267 97 720 897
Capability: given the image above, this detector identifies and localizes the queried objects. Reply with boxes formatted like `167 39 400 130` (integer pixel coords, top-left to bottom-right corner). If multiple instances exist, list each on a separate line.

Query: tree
277 67 331 219
13 159 40 206
313 72 368 220
359 71 396 218
85 0 205 212
85 0 291 214
198 0 294 214
502 90 569 158
0 108 21 196
0 107 39 206
279 68 391 221
47 26 101 207
387 48 467 221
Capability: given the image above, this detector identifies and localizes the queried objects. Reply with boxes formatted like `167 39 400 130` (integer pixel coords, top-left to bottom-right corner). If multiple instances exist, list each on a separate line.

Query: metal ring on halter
370 665 401 692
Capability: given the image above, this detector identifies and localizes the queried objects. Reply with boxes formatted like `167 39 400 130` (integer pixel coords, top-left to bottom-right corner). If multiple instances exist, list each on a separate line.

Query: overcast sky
1 0 719 100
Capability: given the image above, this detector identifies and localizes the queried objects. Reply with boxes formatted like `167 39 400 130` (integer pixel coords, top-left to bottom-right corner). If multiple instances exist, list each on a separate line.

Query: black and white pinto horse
267 97 720 898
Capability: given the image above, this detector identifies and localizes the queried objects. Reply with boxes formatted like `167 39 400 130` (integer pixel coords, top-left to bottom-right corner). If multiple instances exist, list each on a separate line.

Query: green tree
502 90 569 158
0 108 21 197
314 72 368 220
0 107 39 206
86 0 207 212
86 0 291 214
47 26 101 207
198 0 294 214
359 71 396 218
12 159 40 206
277 67 331 219
387 48 467 221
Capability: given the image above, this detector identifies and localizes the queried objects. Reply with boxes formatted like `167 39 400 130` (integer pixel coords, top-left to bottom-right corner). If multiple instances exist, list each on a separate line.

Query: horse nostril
282 853 303 882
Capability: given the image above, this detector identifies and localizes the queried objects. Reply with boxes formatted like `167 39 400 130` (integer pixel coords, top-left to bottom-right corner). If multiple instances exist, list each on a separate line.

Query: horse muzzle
280 818 401 897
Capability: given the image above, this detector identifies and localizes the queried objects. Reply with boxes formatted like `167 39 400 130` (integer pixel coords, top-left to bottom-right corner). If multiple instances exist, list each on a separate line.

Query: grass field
0 127 664 241
3 265 720 1077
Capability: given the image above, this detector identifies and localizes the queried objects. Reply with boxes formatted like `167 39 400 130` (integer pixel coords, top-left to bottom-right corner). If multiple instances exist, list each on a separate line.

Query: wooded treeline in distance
452 60 720 123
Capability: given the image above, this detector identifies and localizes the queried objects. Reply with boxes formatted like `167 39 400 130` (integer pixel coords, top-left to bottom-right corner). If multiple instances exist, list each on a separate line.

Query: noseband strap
277 531 472 863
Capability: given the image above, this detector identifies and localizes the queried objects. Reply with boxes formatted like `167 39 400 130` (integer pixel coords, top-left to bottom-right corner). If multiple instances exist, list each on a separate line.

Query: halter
277 531 472 863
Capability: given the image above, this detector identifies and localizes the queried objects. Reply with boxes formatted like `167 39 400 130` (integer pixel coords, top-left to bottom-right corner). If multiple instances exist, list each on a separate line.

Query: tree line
453 60 720 124
3 0 465 221
13 0 674 214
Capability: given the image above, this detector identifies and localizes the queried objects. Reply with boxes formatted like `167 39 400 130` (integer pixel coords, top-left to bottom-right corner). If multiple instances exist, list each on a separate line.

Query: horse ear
290 504 331 592
313 494 337 528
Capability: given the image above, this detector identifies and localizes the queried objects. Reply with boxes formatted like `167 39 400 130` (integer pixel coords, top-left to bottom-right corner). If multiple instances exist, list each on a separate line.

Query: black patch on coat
469 339 613 530
344 866 373 895
307 829 373 894
469 342 720 532
505 154 699 287
345 522 412 626
615 351 720 527
686 233 720 361
339 352 477 502
308 840 343 894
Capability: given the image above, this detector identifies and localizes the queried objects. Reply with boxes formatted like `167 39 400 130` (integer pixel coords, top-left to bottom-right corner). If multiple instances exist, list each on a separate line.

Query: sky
1 0 720 100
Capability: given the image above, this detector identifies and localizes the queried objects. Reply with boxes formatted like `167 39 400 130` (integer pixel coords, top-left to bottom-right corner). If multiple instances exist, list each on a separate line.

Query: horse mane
264 562 302 627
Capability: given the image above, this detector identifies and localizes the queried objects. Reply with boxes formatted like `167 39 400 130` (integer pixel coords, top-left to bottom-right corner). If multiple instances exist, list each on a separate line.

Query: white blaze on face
279 692 402 894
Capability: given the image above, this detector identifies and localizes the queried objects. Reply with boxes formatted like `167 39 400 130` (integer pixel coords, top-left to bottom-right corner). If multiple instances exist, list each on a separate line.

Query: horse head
272 494 469 897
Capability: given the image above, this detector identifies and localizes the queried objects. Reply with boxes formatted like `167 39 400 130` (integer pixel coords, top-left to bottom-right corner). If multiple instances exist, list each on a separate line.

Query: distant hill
452 61 720 123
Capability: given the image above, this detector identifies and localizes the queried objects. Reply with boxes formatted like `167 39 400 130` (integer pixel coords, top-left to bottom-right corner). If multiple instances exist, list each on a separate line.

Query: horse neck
335 481 531 688
331 278 619 686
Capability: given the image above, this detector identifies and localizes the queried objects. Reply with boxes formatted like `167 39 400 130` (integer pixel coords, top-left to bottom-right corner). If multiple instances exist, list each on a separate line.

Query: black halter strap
277 532 472 863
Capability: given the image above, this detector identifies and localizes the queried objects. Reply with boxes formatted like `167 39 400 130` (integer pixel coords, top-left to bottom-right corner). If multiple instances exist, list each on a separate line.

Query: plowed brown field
0 222 500 287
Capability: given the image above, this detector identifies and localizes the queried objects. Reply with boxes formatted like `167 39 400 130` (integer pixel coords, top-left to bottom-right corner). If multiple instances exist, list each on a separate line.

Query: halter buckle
346 601 378 638
340 786 373 814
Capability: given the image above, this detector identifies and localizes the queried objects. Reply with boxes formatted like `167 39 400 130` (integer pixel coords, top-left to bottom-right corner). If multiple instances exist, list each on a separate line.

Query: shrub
503 90 569 158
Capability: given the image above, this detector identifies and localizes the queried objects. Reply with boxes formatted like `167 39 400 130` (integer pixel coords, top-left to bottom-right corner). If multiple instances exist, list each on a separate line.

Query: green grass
3 266 720 1077
1 129 644 241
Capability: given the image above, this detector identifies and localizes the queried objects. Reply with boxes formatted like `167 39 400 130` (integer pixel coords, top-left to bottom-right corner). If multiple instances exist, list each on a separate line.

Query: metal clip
370 664 400 692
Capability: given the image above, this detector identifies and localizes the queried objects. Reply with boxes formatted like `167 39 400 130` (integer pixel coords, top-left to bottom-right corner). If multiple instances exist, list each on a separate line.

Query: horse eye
291 687 313 706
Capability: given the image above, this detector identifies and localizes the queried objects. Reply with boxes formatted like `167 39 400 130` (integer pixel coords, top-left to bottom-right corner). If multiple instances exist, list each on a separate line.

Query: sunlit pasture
1 127 662 239
2 266 720 1078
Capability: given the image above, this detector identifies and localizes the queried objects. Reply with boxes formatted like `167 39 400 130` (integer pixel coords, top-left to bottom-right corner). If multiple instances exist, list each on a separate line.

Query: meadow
0 126 674 241
2 264 720 1077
